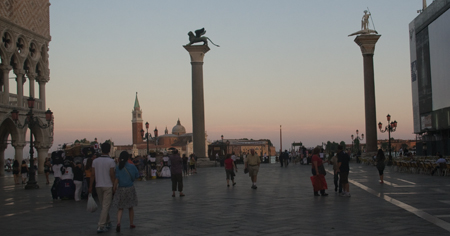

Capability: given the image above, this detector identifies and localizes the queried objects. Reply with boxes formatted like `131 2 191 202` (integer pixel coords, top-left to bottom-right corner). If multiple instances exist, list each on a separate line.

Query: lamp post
378 114 397 165
11 97 53 189
140 122 151 155
352 130 364 163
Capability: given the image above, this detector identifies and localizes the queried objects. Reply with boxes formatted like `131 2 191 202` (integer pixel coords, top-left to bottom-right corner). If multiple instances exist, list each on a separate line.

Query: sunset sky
6 0 427 158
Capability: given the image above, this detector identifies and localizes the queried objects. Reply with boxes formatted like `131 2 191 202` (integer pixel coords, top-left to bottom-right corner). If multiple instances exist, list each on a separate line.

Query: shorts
248 165 259 177
22 173 28 179
190 164 195 170
340 172 349 185
225 169 235 180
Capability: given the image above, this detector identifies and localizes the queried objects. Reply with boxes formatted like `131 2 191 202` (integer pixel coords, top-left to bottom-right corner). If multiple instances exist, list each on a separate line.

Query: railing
0 92 44 110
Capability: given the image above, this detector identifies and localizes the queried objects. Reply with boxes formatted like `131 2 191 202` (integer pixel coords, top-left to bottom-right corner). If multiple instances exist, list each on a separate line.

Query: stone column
0 64 12 104
14 69 25 108
38 79 47 109
27 72 37 99
0 144 6 176
13 143 25 166
184 45 210 160
37 146 50 174
354 34 381 154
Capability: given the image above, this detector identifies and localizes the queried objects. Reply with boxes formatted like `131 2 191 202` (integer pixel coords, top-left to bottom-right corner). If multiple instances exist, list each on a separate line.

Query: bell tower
132 92 143 145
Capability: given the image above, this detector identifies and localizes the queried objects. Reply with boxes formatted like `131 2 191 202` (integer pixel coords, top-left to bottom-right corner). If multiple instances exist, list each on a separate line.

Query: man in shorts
244 149 261 189
337 145 351 197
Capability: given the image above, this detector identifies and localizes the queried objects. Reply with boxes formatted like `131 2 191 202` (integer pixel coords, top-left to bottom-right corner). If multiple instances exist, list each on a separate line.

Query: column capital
13 68 26 76
12 142 26 149
27 72 38 80
0 64 12 71
37 76 49 84
354 34 381 55
184 45 210 62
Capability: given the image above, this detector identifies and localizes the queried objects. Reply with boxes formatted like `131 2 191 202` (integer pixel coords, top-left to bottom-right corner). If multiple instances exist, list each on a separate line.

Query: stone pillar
38 79 47 109
184 45 210 159
14 69 25 108
0 64 12 104
37 147 49 174
27 72 37 99
0 144 6 176
13 143 25 166
354 34 381 154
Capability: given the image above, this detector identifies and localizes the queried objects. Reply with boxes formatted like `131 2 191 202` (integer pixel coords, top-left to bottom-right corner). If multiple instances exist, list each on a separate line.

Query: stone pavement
1 162 450 236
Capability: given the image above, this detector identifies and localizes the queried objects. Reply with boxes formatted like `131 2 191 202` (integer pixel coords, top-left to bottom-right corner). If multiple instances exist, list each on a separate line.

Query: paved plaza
2 162 450 236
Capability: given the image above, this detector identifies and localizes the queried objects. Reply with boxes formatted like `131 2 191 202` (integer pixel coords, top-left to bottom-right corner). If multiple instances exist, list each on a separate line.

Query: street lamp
351 130 364 163
378 114 397 165
140 122 151 155
11 97 53 189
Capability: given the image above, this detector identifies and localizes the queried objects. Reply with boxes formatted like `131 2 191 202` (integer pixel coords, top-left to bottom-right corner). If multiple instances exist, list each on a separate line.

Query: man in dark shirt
169 149 184 197
337 145 351 197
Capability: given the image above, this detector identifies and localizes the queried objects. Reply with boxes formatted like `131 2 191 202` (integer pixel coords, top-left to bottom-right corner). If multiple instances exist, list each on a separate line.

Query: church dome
172 119 186 135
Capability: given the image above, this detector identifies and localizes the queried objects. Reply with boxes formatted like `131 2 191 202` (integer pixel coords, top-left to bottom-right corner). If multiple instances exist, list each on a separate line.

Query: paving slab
1 162 450 235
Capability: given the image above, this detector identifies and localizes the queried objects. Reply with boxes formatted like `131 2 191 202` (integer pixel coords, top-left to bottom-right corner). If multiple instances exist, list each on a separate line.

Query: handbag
244 167 249 174
318 164 327 176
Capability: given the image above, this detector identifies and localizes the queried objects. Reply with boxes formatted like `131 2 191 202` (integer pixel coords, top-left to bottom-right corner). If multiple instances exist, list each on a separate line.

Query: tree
401 143 408 150
340 141 346 150
381 142 388 151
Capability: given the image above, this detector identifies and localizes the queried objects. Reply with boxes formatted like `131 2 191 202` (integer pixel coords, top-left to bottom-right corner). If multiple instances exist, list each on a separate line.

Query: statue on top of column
348 10 378 36
185 28 220 47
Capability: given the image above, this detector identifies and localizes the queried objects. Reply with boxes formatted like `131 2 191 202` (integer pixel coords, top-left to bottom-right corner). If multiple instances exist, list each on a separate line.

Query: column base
195 158 216 167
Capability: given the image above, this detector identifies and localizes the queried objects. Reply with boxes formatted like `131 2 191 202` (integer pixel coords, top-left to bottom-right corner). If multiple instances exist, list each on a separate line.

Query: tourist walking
169 149 184 197
189 154 196 174
375 149 386 183
21 160 28 184
431 154 447 176
329 152 341 193
44 158 51 184
337 145 351 197
182 154 188 176
89 142 116 233
311 147 328 196
73 161 84 201
12 160 20 185
113 151 139 233
224 154 237 187
244 149 261 189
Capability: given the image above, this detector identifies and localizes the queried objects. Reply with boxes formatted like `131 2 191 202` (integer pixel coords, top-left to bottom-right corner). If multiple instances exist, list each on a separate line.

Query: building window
138 114 141 118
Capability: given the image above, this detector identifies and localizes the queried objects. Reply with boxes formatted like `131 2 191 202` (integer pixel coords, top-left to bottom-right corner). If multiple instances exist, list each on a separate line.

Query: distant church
114 93 209 157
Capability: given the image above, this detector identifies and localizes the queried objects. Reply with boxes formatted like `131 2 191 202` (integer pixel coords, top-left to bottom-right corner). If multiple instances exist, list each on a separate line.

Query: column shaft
1 65 12 104
363 54 377 153
191 61 206 158
37 148 49 174
15 69 25 108
14 145 25 166
39 81 46 109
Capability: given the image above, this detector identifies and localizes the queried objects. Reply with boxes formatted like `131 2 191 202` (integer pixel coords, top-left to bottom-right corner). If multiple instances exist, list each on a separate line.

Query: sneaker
105 222 112 229
345 192 351 197
97 227 107 234
339 192 346 197
251 185 256 189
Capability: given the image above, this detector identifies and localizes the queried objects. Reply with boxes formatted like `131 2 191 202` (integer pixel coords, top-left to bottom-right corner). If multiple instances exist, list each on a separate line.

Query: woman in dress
21 160 29 184
12 160 20 185
375 149 386 184
113 151 139 233
311 147 328 196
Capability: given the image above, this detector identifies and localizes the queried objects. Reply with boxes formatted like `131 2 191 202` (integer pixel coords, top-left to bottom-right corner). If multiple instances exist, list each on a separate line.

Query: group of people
313 145 351 197
10 158 38 185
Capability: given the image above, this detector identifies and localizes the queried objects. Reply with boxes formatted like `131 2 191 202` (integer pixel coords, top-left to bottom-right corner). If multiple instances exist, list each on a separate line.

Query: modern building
409 0 450 155
0 0 52 175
